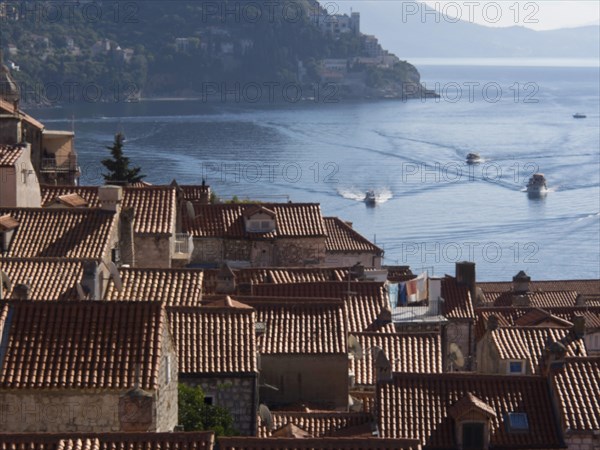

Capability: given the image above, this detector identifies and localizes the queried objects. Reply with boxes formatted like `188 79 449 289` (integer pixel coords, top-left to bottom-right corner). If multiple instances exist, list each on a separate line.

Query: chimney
572 315 585 339
350 262 365 280
512 294 530 307
200 179 210 204
428 277 442 315
98 185 123 213
119 207 135 266
216 263 236 294
81 261 102 300
12 283 29 300
487 315 499 331
542 341 567 376
512 271 530 294
455 261 476 303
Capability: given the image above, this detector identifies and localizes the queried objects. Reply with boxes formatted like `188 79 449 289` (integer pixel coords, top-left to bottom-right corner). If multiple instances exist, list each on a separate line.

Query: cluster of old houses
1 67 600 450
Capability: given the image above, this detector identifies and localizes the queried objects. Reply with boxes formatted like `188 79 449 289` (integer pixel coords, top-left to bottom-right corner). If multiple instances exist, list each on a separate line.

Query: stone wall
155 324 179 432
274 238 326 266
181 374 257 436
324 252 381 269
565 433 600 450
135 235 172 268
191 238 224 265
260 354 348 409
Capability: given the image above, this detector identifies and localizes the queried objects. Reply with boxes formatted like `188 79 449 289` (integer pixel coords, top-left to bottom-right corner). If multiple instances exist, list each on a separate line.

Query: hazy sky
338 1 600 30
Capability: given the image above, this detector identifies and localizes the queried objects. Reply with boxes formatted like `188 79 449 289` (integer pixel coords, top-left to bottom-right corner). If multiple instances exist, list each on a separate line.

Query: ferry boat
573 113 587 119
466 153 482 164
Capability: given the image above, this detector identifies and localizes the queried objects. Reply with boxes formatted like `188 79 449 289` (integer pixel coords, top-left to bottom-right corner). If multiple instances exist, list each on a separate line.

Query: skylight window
507 413 529 432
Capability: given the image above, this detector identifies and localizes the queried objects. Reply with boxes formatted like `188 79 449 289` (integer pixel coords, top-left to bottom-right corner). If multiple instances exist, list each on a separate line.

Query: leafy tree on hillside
101 132 145 186
178 384 236 436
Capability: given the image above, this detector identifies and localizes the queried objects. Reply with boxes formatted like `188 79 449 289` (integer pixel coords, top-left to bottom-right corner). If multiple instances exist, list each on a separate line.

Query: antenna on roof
259 404 273 431
348 334 364 360
103 261 123 292
448 343 465 371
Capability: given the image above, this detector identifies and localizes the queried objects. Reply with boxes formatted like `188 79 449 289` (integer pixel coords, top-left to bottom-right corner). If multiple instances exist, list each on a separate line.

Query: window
508 360 524 374
261 220 271 230
507 413 529 432
462 423 485 450
204 396 213 405
111 247 121 264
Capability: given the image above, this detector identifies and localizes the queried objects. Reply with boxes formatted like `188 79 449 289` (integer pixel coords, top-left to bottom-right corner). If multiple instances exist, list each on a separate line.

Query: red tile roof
183 203 326 238
40 186 177 235
180 185 210 201
235 296 347 354
0 300 166 389
0 258 84 300
0 99 45 129
441 276 475 320
0 214 19 231
0 433 215 450
350 332 442 385
0 208 117 259
0 145 23 167
258 411 373 438
483 290 580 308
378 372 563 449
252 282 394 333
168 305 257 374
104 267 204 305
478 279 600 296
489 326 586 373
551 357 600 432
324 217 383 254
219 437 421 450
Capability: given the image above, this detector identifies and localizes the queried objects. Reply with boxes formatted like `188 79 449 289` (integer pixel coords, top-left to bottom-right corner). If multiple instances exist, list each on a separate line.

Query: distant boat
466 153 482 164
573 113 587 119
526 173 548 195
364 190 376 206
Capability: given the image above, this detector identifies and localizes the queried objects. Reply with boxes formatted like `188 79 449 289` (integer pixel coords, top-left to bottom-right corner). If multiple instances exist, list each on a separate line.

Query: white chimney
98 185 123 213
428 277 442 315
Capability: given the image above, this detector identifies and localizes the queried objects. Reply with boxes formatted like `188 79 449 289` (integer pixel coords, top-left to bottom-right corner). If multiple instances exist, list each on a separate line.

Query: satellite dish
0 270 12 292
76 282 89 300
185 201 195 220
448 343 465 369
259 404 273 431
348 335 364 359
104 261 123 292
349 395 364 412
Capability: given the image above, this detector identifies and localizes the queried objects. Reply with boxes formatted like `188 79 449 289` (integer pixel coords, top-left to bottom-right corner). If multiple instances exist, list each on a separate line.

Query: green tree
178 384 236 436
101 133 145 186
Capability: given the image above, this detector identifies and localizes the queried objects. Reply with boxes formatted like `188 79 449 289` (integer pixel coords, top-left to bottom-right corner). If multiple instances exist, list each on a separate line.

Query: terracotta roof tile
105 267 203 305
551 357 600 432
350 332 442 385
490 327 586 373
0 433 215 450
183 203 326 238
252 281 394 333
0 214 19 231
441 276 474 320
0 258 83 300
168 305 257 374
324 217 383 254
0 208 117 259
0 98 45 129
40 185 176 235
378 372 563 448
478 279 600 296
483 290 580 308
0 145 23 167
258 411 373 438
52 193 89 208
236 296 347 354
0 300 165 389
219 437 421 450
180 184 210 201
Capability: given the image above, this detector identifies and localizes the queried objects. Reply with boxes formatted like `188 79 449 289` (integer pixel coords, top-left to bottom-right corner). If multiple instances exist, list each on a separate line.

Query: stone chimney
542 341 567 376
512 271 530 294
456 261 477 305
119 207 135 266
428 277 442 315
512 294 530 307
487 315 499 331
572 315 585 339
81 261 102 300
98 185 123 213
216 263 236 294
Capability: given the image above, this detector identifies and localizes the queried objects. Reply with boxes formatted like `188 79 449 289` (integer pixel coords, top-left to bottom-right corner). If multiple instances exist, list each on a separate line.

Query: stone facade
181 375 257 436
324 252 382 269
0 144 42 208
260 355 348 409
135 235 172 268
565 434 600 450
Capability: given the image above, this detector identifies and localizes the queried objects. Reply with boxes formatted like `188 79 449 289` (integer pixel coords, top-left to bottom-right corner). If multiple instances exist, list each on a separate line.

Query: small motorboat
466 153 482 164
573 113 586 119
526 173 548 195
364 190 376 206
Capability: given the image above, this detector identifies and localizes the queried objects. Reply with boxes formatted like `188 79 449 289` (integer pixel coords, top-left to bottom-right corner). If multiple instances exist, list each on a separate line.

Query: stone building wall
155 324 179 432
274 238 326 266
134 235 172 268
565 434 600 450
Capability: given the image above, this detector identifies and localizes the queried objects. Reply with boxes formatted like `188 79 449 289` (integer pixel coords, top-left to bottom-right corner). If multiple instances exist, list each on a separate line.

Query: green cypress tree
101 132 145 186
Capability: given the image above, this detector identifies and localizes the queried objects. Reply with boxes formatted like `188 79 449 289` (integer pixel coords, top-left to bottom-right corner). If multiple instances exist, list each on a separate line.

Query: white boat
526 173 548 195
573 113 586 119
466 153 482 164
364 190 376 205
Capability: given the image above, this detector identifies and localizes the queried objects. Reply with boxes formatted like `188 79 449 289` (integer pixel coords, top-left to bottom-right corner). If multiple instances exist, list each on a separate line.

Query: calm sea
33 60 600 281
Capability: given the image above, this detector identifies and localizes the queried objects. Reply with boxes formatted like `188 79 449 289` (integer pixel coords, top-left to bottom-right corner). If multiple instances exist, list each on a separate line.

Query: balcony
40 154 79 173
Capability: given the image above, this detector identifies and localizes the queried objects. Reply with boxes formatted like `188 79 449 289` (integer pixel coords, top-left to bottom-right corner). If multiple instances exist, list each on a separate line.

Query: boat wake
337 187 393 204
